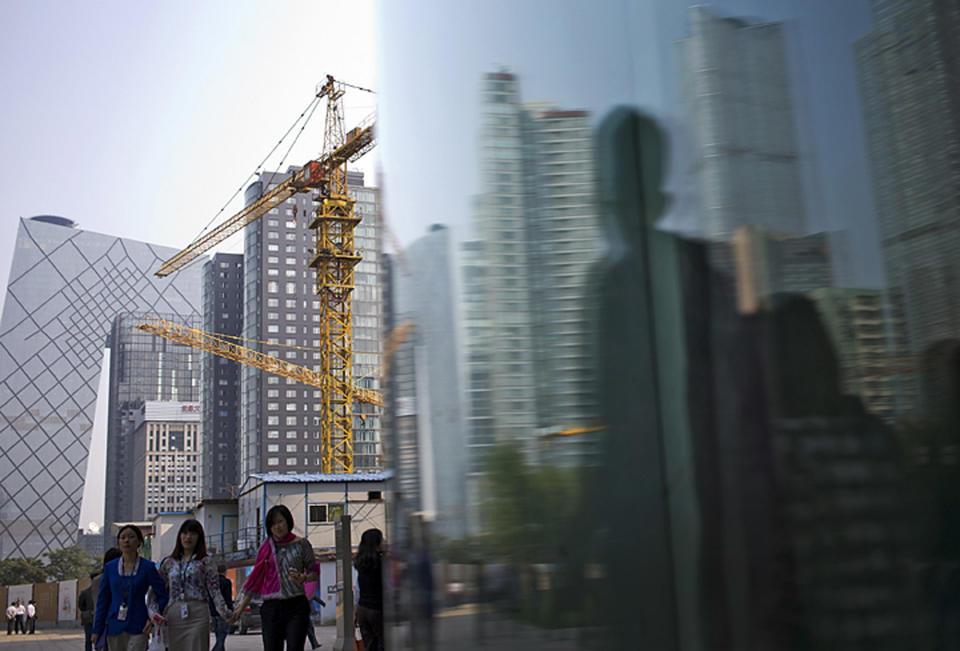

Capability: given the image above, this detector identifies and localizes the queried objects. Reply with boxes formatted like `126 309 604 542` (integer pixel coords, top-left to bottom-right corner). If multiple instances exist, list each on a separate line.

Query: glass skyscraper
0 216 202 558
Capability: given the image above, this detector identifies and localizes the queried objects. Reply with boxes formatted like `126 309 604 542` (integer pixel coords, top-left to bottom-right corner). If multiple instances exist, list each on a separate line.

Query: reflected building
856 0 960 414
105 313 202 528
809 288 899 422
462 72 603 530
679 6 807 239
0 216 202 559
390 225 467 540
201 253 243 499
241 170 382 478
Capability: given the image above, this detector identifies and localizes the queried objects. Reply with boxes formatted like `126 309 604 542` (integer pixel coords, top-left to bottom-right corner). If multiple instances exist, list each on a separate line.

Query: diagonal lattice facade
0 217 202 559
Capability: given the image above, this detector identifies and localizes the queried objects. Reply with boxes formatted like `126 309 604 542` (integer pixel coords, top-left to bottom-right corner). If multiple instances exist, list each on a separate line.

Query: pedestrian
79 548 123 651
92 524 169 651
158 519 232 651
26 600 36 634
5 602 15 635
209 563 234 651
230 504 319 651
14 600 25 635
355 528 384 651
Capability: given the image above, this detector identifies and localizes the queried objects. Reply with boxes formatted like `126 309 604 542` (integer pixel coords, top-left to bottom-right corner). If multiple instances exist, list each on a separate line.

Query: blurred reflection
377 0 959 648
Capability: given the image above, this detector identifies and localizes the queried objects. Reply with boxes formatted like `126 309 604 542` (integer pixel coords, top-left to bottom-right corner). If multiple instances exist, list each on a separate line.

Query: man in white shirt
13 601 25 635
26 601 36 634
5 602 15 635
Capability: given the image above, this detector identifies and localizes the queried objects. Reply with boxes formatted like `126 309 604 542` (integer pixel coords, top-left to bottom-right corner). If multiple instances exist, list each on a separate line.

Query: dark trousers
27 616 34 633
260 596 310 651
84 622 94 651
357 606 384 651
6 618 12 635
15 616 23 634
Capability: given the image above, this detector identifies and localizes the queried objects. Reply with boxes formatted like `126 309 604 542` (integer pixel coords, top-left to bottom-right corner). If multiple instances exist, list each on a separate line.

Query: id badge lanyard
178 556 193 619
119 557 139 621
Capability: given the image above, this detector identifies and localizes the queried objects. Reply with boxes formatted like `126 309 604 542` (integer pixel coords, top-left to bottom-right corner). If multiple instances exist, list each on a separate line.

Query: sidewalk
0 630 83 650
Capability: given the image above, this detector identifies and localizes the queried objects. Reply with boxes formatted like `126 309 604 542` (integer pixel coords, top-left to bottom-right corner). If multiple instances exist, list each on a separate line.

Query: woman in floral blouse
159 519 233 650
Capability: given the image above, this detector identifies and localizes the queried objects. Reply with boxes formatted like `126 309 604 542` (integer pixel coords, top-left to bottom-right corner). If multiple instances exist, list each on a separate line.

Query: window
267 444 279 452
267 430 279 439
368 491 382 501
267 457 279 466
308 504 327 523
267 281 279 293
285 457 298 466
286 444 298 452
285 416 297 425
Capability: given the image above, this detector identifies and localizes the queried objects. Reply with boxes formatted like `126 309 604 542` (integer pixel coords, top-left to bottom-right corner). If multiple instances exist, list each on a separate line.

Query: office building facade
0 216 202 558
202 253 243 499
679 6 807 239
131 401 202 519
241 169 382 478
105 312 202 530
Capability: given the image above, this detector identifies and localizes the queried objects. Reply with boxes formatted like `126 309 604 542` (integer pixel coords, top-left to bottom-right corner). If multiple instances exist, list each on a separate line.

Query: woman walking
159 519 232 650
92 524 168 651
355 528 385 651
230 505 319 651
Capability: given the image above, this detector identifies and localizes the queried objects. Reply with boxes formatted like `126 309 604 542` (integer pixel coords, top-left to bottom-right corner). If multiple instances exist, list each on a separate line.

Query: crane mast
311 75 361 473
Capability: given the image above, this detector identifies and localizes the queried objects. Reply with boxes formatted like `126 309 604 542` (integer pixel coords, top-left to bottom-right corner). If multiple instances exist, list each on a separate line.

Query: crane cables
194 92 323 239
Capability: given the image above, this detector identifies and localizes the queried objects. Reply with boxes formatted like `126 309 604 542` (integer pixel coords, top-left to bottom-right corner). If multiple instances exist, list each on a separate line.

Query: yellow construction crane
153 75 375 473
137 317 383 407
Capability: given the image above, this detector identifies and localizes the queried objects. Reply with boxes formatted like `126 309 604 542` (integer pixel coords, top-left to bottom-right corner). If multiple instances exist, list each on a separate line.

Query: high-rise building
202 253 243 499
131 401 202 519
241 169 382 478
391 225 467 539
856 0 960 402
105 313 202 530
461 73 602 528
679 6 807 239
0 216 202 559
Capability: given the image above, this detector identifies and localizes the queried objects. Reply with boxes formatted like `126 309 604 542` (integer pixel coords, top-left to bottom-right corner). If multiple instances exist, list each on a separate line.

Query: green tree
0 557 48 586
44 546 98 581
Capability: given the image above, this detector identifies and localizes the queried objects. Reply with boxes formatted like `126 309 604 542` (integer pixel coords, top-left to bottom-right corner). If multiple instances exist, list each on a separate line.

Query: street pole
334 514 353 651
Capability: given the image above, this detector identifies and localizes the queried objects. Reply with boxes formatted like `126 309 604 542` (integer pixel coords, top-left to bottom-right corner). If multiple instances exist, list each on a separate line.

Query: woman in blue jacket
92 524 168 651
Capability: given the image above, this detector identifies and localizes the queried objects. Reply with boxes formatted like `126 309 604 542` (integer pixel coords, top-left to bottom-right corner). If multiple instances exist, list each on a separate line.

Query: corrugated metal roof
248 471 393 484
